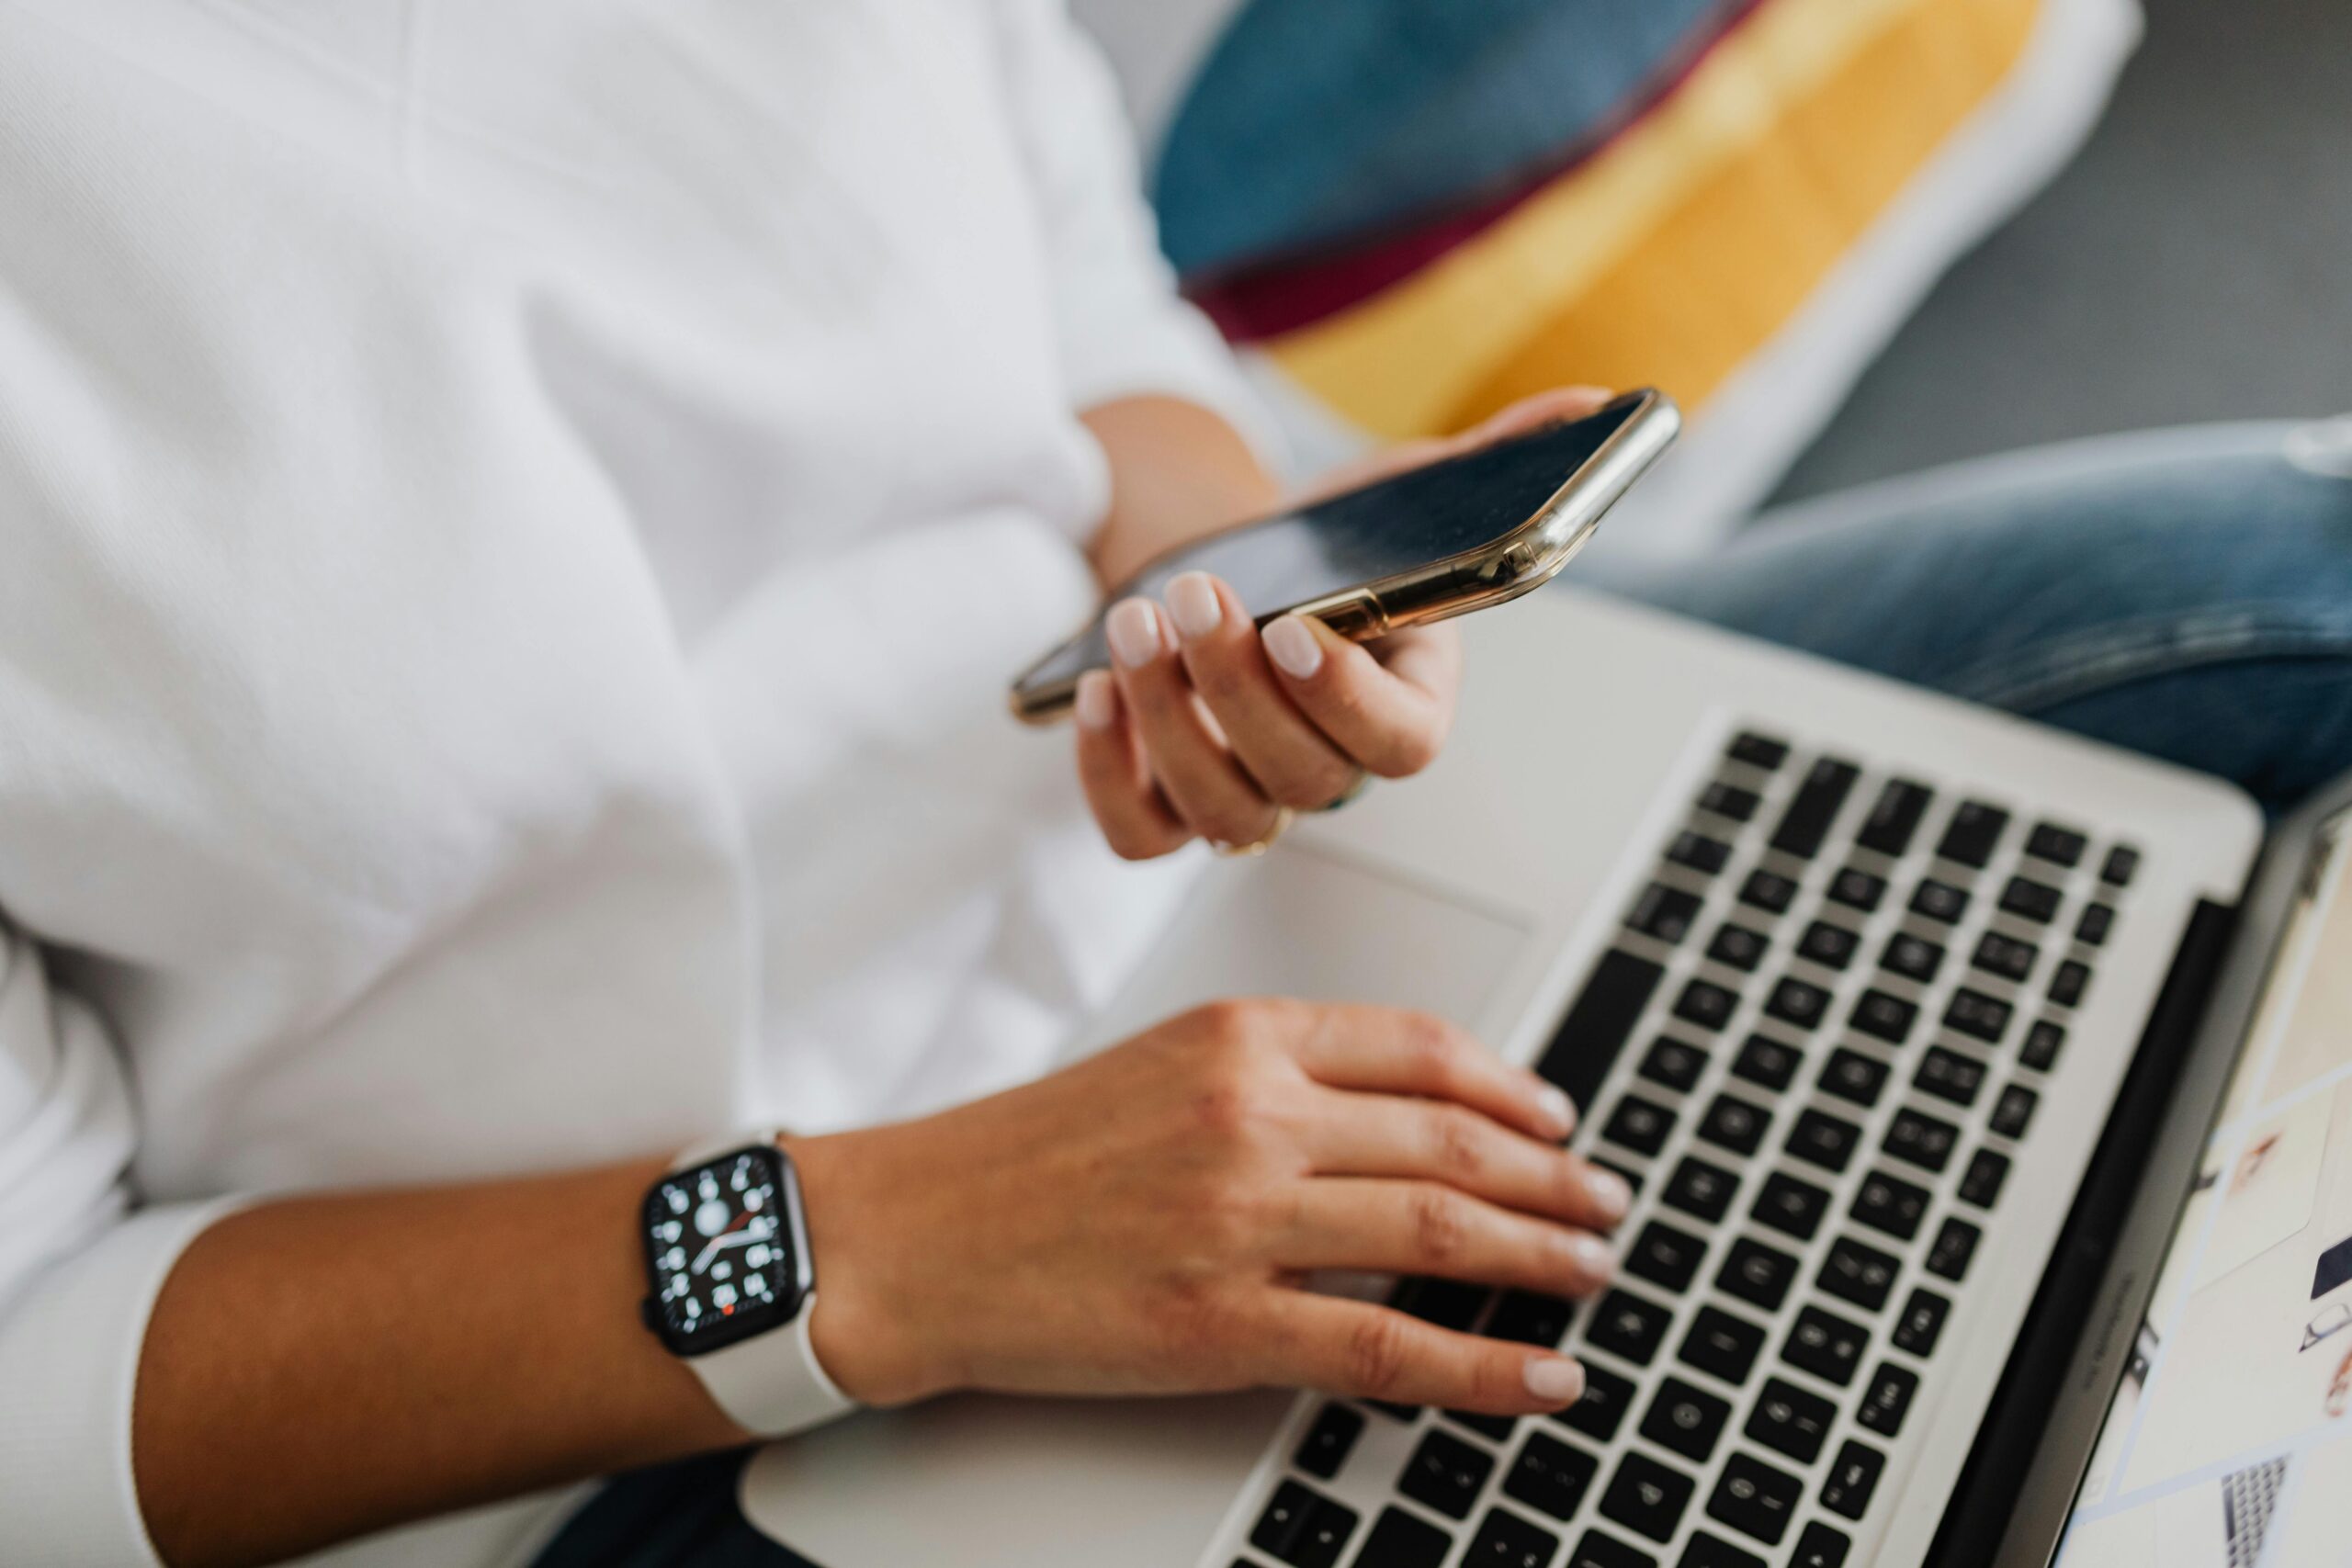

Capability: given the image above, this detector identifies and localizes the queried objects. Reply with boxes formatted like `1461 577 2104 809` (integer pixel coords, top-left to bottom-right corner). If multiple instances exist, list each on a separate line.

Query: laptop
737 578 2338 1567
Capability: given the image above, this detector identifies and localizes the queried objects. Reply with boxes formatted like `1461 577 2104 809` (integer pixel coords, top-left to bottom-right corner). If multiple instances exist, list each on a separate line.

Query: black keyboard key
2050 959 2092 1009
1818 1236 1901 1313
1679 1306 1766 1386
1663 1156 1739 1224
1782 1306 1868 1386
1536 951 1666 1118
1567 1530 1657 1568
1927 1216 1982 1281
1818 1047 1888 1109
1819 1441 1885 1520
1602 1095 1677 1157
1850 1170 1931 1241
1295 1404 1363 1480
1448 1409 1517 1441
1503 1429 1600 1523
2077 902 2116 946
1668 831 1734 877
1487 1291 1577 1349
1625 1221 1709 1293
1587 1291 1673 1366
1675 979 1739 1032
1990 1083 2039 1139
1771 759 1860 860
1972 931 2038 983
1998 875 2064 924
1936 801 2010 868
1745 1377 1837 1463
1858 1362 1919 1438
1752 1173 1829 1241
1628 883 1705 946
1764 976 1831 1032
1892 1289 1951 1356
1785 1109 1861 1173
1909 878 1969 924
1639 1036 1709 1095
1464 1507 1557 1568
1943 987 2012 1045
1707 923 1770 973
1792 1521 1851 1568
1399 1428 1496 1520
1697 1094 1770 1156
1682 1530 1769 1568
2021 1019 2066 1072
1365 1399 1419 1422
1796 920 1861 971
1706 1454 1802 1547
1600 1452 1695 1544
1915 1046 1986 1107
1640 1377 1730 1462
1251 1480 1358 1568
1731 1033 1801 1092
1826 867 1887 914
1856 779 1934 857
2100 844 2140 886
1718 1237 1798 1312
1883 1108 1960 1173
1959 1148 2011 1208
1353 1507 1452 1568
1881 931 1944 985
1559 1361 1634 1442
1393 1276 1491 1333
1698 782 1762 823
1849 988 1917 1046
1738 869 1799 915
2027 823 2087 867
1726 731 1790 772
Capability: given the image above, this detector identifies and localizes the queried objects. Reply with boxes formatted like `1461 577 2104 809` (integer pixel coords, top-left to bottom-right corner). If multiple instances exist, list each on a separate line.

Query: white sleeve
987 0 1281 463
0 920 234 1567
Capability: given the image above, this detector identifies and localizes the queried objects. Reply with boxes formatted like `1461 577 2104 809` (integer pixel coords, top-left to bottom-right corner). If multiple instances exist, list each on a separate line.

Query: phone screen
1016 398 1640 700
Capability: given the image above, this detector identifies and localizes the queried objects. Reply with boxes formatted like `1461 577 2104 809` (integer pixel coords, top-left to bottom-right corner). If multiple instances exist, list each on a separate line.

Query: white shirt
0 4 1262 1562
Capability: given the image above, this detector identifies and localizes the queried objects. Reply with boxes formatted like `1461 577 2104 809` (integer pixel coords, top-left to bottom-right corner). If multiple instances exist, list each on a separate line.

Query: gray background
1772 0 2352 502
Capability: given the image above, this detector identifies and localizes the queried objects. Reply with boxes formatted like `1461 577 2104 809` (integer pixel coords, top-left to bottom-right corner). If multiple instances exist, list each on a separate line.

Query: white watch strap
668 1130 859 1438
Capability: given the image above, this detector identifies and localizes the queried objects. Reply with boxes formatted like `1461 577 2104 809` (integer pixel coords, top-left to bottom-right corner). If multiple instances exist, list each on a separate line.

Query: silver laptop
737 579 2339 1568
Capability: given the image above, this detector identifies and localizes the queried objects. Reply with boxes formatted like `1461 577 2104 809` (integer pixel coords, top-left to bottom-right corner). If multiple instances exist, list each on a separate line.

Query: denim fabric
1601 425 2352 818
530 1450 813 1568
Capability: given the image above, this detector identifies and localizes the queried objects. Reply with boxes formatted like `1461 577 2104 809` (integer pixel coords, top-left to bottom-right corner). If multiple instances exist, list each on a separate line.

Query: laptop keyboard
1228 728 2142 1568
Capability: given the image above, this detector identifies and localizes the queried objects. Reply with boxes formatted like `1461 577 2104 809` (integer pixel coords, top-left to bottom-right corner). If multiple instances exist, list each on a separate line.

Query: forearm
1080 395 1284 589
132 1157 741 1568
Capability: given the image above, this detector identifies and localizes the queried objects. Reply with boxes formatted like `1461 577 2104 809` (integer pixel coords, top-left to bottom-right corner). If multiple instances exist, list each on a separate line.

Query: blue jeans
532 423 2352 1567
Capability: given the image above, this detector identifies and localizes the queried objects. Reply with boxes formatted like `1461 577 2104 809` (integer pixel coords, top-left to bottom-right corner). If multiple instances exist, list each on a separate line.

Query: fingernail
1524 1355 1585 1404
1564 1233 1616 1284
1583 1168 1634 1224
1106 599 1166 670
1166 572 1224 639
1263 615 1323 680
1536 1085 1576 1139
1075 671 1117 729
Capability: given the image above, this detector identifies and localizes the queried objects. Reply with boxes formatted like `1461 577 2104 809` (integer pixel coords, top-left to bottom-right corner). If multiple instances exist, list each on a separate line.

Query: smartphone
1009 388 1679 722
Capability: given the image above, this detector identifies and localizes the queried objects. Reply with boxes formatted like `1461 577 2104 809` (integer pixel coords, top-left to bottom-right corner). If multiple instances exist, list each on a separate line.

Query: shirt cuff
1062 298 1289 480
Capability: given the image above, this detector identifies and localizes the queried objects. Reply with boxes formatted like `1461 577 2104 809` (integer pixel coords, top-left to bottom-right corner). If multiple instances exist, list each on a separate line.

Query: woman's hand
1074 388 1612 858
790 998 1631 1415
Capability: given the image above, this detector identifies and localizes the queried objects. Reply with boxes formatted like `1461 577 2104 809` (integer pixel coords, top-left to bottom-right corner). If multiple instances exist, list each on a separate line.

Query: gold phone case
1009 389 1681 724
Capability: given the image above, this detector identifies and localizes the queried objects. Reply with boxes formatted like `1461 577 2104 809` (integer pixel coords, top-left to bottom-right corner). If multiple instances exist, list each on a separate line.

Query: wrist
784 1129 951 1407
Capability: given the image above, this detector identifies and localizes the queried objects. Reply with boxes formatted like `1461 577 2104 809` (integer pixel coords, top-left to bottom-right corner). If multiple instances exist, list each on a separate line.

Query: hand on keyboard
786 999 1633 1413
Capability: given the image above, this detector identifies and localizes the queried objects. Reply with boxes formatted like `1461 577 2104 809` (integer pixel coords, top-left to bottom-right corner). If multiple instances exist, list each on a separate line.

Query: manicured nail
1262 615 1323 680
1166 571 1224 639
1583 1168 1634 1224
1536 1084 1577 1138
1524 1355 1586 1404
1106 598 1166 669
1075 671 1117 729
1564 1233 1615 1284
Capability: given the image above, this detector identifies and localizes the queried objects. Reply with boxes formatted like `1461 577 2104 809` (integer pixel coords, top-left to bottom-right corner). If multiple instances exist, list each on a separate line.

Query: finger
1072 671 1192 861
1301 1091 1633 1231
1273 1179 1616 1295
1465 385 1614 443
1105 597 1283 847
1261 615 1459 779
1246 1292 1589 1416
1164 573 1361 810
1284 1005 1574 1142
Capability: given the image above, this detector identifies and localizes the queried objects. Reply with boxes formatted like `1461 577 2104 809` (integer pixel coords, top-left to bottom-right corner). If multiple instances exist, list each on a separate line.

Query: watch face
642 1145 810 1355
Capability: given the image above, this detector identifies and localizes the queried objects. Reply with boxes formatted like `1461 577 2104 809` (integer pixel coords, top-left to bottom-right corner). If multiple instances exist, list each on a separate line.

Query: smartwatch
638 1133 856 1437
